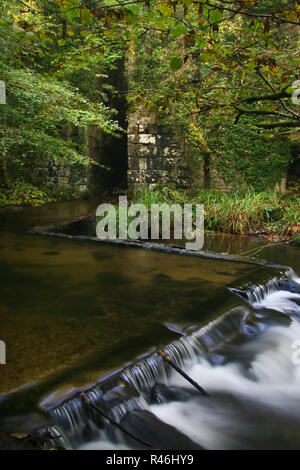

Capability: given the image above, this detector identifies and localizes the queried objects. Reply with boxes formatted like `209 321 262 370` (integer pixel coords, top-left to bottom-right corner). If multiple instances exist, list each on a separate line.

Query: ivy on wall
208 117 292 191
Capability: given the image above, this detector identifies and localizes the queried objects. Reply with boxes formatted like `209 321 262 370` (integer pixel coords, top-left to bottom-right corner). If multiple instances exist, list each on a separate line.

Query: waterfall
40 306 249 448
80 312 300 450
148 319 300 450
230 268 300 315
37 268 300 450
120 306 249 395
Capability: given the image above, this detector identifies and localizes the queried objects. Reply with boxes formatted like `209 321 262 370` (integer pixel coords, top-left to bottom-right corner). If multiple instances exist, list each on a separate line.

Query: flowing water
0 199 299 450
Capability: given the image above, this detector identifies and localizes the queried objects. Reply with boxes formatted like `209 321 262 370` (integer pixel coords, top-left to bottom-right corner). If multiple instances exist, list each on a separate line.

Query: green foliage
208 117 292 191
0 179 97 207
195 189 299 236
0 180 55 206
0 63 120 162
124 0 299 134
127 3 298 188
290 234 300 246
0 0 123 189
0 0 299 202
130 186 300 236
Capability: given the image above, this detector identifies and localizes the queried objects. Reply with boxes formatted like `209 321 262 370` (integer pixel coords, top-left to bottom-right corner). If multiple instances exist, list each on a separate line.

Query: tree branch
198 1 300 26
256 69 300 119
234 106 292 124
258 121 300 129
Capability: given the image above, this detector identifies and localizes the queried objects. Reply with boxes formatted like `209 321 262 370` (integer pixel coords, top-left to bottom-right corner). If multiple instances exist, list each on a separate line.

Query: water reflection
0 200 299 450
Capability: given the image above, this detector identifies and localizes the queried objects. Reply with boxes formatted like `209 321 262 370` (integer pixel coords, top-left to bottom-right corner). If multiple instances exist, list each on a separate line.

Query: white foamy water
150 320 300 449
252 290 300 313
239 268 300 314
292 274 300 284
81 437 130 450
80 270 300 450
81 320 300 450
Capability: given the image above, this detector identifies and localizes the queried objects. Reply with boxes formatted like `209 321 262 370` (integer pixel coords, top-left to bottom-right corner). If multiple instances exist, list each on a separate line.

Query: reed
130 186 300 236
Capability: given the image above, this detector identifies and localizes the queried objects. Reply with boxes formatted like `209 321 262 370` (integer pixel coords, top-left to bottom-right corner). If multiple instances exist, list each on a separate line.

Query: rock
151 383 197 404
278 279 300 294
102 383 139 410
120 410 204 450
290 235 300 247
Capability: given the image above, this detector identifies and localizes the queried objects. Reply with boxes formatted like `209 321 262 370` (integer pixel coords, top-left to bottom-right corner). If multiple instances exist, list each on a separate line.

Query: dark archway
92 58 128 192
287 141 300 190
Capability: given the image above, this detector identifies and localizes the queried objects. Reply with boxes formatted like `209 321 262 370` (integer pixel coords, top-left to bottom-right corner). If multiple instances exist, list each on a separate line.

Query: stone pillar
127 106 189 189
275 175 287 193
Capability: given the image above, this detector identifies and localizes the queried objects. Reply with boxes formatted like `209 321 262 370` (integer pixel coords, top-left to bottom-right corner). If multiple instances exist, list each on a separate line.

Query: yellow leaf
271 66 280 73
10 433 28 439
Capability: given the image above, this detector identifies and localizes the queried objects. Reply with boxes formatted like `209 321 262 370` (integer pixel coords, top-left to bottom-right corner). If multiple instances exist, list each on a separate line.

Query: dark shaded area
151 383 198 404
92 58 128 191
119 410 203 450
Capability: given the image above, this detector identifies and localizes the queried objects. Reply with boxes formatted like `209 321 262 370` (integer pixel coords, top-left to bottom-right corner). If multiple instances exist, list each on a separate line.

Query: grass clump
0 180 92 207
129 186 300 236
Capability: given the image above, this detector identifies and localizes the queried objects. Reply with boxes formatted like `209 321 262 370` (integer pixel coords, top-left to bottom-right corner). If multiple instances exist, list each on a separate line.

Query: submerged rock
120 409 204 450
102 382 139 410
151 383 198 404
0 434 37 450
277 279 300 294
290 236 300 247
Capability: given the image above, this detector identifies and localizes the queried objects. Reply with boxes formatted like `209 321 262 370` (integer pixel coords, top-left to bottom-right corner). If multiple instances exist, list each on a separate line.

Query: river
0 199 299 450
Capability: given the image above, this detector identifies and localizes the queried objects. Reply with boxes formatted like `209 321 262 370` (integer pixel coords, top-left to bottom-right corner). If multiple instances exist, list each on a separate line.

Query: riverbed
0 199 299 449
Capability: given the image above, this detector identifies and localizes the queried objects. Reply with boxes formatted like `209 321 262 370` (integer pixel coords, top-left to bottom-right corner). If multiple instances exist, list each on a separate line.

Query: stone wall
127 107 190 189
30 125 103 192
127 108 291 193
127 107 232 191
31 159 90 193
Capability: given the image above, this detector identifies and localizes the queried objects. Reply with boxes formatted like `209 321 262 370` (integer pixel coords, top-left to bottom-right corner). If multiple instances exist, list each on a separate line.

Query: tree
1 0 299 188
11 1 300 132
0 0 122 185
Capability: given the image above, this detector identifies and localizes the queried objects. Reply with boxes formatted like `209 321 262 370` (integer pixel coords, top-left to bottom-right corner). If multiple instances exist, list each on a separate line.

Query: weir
230 268 300 315
37 306 251 449
1 200 299 450
30 268 300 450
29 215 289 270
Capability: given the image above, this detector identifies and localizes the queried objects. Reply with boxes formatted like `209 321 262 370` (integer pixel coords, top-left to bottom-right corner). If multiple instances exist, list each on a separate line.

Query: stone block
127 119 139 134
128 170 142 184
138 108 156 125
139 134 156 145
169 147 181 157
128 143 139 158
139 121 158 134
139 158 148 171
148 158 169 171
128 134 140 144
128 156 140 170
130 144 155 158
139 144 155 157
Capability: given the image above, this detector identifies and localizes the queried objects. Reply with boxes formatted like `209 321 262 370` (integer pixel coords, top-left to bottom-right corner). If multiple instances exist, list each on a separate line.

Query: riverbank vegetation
0 180 95 207
0 0 124 195
128 186 300 238
0 0 299 236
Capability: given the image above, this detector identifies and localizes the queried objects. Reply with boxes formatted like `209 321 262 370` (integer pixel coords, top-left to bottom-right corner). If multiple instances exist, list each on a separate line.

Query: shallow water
80 274 300 450
0 200 276 396
149 321 300 450
0 199 299 449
